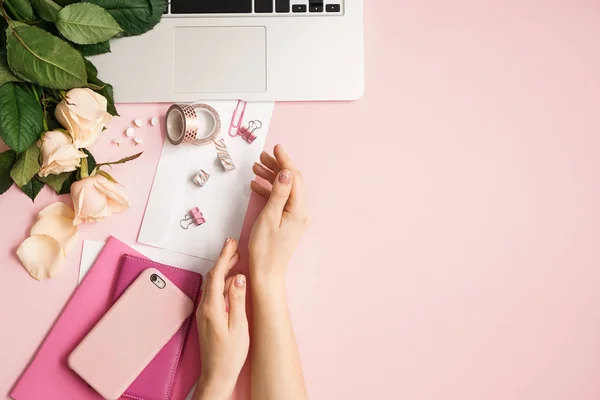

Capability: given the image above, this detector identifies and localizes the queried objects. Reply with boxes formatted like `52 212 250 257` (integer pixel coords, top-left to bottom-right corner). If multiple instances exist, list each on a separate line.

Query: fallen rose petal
17 235 65 281
31 216 79 254
37 202 75 221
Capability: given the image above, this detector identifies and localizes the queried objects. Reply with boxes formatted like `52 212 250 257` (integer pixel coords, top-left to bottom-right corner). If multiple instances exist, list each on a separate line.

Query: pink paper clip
228 100 247 137
180 207 206 229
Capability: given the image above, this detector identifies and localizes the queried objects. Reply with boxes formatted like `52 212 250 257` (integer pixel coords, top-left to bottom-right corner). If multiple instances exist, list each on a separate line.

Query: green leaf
74 41 111 56
35 20 62 37
84 0 166 36
0 150 17 195
0 51 20 87
6 25 88 90
84 59 98 78
85 59 118 116
10 144 41 187
38 171 71 193
97 151 142 167
99 82 118 116
58 170 76 194
0 83 44 153
82 148 97 173
57 3 123 45
20 176 45 201
31 0 63 22
4 0 35 22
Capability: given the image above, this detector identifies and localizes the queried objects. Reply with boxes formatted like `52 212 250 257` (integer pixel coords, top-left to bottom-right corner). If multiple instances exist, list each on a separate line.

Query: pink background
3 1 600 399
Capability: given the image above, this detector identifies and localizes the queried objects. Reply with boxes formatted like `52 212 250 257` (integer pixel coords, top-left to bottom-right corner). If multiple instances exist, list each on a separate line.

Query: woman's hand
194 239 249 400
250 145 310 280
249 145 310 400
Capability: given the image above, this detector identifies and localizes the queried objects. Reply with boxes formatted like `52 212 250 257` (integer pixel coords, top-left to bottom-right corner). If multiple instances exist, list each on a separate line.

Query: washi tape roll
213 138 236 172
165 103 222 146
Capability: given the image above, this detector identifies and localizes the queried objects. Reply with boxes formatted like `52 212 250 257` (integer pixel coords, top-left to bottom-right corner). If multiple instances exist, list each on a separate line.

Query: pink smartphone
68 268 194 400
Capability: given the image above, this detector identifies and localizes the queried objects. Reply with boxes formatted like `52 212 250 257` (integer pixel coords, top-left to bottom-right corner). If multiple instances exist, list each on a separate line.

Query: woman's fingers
273 144 292 168
227 274 248 331
253 162 276 184
203 239 239 307
264 169 293 221
251 180 271 200
273 145 308 216
259 151 281 174
223 276 235 297
228 251 240 269
254 146 309 219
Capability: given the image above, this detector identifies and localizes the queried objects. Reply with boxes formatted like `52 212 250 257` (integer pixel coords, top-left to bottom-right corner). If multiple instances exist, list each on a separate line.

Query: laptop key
292 4 307 12
170 0 252 14
309 1 323 12
255 0 273 13
276 0 290 13
326 4 340 12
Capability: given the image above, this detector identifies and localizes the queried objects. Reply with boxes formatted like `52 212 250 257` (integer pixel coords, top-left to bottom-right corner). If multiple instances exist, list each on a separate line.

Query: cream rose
38 130 87 177
71 175 130 226
55 88 112 148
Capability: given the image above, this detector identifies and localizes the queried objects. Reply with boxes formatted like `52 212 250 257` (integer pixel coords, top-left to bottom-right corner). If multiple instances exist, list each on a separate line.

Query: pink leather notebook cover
114 255 202 400
10 237 203 400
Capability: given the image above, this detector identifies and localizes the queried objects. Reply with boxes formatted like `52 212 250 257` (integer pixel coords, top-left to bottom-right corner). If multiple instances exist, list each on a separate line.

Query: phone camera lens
151 274 158 282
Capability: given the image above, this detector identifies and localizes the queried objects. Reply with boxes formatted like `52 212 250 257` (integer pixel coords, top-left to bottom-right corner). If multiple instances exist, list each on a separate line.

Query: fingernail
224 238 231 246
234 275 246 288
279 170 291 184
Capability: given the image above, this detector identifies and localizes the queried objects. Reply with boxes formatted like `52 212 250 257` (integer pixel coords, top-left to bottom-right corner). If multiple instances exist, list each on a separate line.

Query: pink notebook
11 237 203 400
114 255 202 400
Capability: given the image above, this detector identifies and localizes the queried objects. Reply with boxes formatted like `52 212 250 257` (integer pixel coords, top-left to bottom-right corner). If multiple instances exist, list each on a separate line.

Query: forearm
250 271 308 400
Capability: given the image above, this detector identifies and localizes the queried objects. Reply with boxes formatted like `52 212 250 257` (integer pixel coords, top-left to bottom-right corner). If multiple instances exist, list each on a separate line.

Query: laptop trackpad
173 26 266 94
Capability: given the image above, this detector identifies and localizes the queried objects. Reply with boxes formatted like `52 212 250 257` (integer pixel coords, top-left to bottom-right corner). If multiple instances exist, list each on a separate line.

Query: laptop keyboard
165 0 343 15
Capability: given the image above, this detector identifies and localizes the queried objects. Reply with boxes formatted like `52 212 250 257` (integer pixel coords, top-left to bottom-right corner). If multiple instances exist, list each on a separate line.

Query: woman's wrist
250 273 288 307
249 265 286 289
194 376 235 400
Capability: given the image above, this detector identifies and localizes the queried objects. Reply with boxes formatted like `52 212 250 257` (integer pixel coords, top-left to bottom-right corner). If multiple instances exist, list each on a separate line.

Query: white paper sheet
78 240 204 399
138 101 274 261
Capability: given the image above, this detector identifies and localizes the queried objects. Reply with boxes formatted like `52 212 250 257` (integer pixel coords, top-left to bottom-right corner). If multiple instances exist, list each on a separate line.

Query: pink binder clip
180 207 206 229
237 126 256 143
237 120 262 143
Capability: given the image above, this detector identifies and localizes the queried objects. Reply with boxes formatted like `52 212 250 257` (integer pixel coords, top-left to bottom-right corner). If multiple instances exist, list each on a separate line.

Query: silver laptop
91 0 364 103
